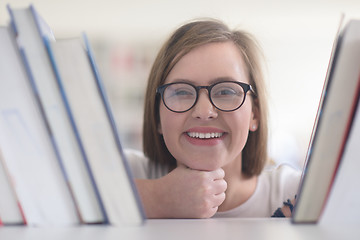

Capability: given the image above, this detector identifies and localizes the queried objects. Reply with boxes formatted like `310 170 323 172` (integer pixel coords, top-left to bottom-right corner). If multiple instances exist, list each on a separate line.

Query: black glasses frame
156 81 257 113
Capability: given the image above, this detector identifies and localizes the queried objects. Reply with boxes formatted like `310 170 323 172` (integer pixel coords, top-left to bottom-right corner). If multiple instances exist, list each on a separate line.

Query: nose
191 90 218 120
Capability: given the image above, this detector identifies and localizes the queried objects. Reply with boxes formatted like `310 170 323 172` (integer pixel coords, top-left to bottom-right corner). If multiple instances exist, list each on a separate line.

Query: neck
218 155 257 212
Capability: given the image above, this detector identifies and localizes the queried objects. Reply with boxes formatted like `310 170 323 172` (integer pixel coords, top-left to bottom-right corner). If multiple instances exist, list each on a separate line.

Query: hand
136 164 227 218
272 198 296 218
281 198 296 217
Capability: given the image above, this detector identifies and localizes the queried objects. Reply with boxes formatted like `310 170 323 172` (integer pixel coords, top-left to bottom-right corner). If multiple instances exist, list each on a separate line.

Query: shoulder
124 148 169 179
260 164 301 208
124 149 149 179
263 164 301 182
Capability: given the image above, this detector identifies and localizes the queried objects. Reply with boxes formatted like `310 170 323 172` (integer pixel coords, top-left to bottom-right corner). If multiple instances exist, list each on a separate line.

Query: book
292 19 360 223
0 17 78 226
8 4 107 224
320 93 360 225
85 34 145 225
0 144 26 225
45 34 145 225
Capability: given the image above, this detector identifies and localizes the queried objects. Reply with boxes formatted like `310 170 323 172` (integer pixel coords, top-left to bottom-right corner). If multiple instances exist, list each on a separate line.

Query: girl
126 19 300 218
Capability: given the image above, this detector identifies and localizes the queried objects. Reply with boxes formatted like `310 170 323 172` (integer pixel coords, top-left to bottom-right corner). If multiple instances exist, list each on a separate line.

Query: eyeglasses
156 81 256 113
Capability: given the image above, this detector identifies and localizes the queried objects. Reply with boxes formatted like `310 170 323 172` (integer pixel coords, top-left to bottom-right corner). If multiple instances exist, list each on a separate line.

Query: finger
212 179 227 194
212 192 226 208
210 168 225 180
208 206 219 218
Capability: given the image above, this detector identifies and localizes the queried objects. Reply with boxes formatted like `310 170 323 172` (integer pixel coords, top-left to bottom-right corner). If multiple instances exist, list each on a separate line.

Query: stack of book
0 4 145 226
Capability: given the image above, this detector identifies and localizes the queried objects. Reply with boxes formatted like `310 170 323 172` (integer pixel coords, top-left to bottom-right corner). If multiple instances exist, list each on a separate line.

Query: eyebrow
168 76 241 85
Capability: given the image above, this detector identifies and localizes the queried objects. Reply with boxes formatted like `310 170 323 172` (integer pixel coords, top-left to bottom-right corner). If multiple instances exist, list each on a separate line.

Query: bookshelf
0 219 360 240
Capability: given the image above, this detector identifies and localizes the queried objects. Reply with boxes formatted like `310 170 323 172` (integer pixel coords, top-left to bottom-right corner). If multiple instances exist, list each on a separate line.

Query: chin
188 161 223 171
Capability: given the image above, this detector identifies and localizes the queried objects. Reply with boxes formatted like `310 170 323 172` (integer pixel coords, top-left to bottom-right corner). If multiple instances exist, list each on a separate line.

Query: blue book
0 8 78 226
7 4 106 224
45 33 145 225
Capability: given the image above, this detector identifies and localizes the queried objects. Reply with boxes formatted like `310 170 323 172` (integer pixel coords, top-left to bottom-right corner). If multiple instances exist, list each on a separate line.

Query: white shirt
124 149 301 218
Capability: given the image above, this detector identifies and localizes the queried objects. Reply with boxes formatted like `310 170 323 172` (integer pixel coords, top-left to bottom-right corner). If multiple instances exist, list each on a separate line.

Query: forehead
165 41 249 85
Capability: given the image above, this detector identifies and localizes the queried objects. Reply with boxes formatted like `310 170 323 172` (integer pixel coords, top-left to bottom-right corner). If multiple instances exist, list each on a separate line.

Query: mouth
186 132 224 139
184 127 226 146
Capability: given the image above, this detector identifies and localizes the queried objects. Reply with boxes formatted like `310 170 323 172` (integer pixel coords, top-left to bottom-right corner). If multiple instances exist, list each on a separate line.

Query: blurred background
1 0 359 170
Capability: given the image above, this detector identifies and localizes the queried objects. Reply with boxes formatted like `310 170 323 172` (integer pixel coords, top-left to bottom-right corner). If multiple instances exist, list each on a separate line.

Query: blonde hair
143 19 268 176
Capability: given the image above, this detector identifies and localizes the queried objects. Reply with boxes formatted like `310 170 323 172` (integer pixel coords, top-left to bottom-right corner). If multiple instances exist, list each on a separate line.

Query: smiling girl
125 19 301 218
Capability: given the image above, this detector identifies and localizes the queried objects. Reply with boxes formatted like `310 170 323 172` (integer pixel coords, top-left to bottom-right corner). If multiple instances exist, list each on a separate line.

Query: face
158 42 258 171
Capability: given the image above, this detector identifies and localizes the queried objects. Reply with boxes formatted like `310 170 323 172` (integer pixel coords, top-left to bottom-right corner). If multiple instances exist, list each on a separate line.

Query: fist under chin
178 160 223 172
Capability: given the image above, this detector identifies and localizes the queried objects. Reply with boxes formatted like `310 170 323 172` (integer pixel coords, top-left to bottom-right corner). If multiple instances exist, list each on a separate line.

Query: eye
173 88 194 96
211 82 244 99
215 88 238 96
165 84 196 99
213 87 240 98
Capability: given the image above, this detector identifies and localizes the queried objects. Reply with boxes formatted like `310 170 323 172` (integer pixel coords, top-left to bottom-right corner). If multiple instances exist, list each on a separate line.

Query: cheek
229 106 253 144
158 104 171 134
158 104 181 145
233 104 253 129
232 116 250 145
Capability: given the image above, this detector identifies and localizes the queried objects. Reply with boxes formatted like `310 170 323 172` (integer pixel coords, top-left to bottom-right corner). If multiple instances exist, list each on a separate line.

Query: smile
186 132 224 139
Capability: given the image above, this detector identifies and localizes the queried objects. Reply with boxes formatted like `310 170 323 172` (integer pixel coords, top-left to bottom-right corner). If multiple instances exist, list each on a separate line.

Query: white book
292 19 360 223
0 20 78 226
320 95 360 225
8 4 106 224
46 35 145 226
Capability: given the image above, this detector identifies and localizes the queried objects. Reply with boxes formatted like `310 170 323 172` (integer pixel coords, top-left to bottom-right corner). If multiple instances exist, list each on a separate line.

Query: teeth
187 132 223 139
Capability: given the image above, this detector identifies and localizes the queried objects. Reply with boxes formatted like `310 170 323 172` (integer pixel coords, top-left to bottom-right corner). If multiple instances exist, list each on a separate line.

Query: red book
292 19 360 223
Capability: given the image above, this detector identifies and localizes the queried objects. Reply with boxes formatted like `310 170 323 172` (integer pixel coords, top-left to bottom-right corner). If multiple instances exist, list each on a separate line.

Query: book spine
83 33 145 221
18 45 82 222
44 37 109 224
293 28 346 224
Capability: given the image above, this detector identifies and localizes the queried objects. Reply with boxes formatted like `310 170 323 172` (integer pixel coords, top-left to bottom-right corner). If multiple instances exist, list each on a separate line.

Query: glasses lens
211 82 245 111
163 83 196 112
